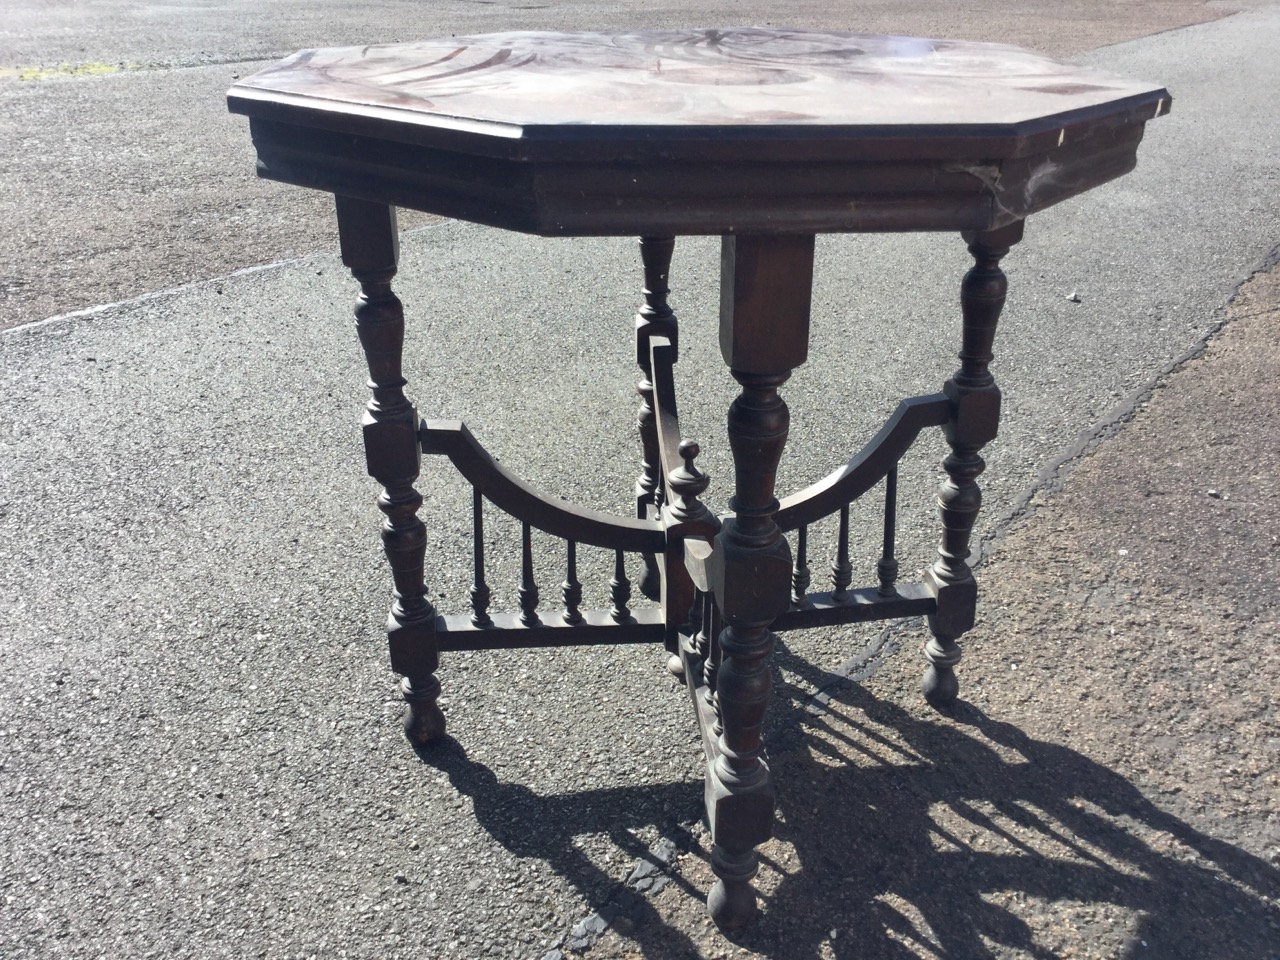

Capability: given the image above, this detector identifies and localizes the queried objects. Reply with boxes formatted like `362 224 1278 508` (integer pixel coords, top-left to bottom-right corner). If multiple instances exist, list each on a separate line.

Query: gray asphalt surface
3 0 1238 68
2 3 1279 959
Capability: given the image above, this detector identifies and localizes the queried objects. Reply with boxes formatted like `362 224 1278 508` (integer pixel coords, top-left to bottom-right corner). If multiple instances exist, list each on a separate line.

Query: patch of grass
0 62 141 81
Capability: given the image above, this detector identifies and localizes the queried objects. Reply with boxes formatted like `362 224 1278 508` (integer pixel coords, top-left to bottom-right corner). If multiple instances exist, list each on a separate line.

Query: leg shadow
721 682 1280 958
413 737 708 958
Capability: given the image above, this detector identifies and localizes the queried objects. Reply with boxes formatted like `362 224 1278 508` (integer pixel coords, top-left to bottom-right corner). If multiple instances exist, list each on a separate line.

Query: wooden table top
228 29 1170 235
230 29 1166 155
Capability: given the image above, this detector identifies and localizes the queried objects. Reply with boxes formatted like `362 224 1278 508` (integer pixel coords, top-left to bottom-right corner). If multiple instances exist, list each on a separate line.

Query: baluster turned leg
831 505 852 602
790 525 811 608
633 236 678 605
923 220 1024 707
878 468 900 597
335 195 445 744
704 233 815 931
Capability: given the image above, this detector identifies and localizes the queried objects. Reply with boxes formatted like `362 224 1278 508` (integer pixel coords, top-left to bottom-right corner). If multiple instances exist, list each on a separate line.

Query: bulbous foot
921 665 962 711
922 636 961 707
707 878 758 932
922 664 960 707
667 652 685 682
400 676 446 744
708 845 760 932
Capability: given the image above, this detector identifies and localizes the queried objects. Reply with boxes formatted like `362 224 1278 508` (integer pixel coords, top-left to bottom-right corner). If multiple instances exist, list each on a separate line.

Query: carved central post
705 232 814 931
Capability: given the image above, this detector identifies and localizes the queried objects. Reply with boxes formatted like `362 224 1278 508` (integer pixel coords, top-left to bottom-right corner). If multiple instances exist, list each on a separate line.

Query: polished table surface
228 29 1168 932
228 28 1168 235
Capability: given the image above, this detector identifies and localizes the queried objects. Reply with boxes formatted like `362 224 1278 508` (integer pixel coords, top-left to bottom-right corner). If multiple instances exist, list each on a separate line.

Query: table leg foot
922 635 962 707
666 652 686 681
707 845 759 931
401 675 446 744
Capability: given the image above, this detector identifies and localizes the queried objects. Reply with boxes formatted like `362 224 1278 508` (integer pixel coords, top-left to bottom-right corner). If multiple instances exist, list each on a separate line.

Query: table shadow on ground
730 645 1280 959
415 736 710 958
414 652 1278 959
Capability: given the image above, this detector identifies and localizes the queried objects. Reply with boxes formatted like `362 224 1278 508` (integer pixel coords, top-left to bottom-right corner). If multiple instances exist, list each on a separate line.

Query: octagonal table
228 29 1168 931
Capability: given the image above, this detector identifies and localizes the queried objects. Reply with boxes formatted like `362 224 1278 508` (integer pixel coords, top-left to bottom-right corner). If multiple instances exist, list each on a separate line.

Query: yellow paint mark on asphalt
0 62 141 81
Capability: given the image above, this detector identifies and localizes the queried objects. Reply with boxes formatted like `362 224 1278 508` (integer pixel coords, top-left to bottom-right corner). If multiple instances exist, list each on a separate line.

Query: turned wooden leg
924 220 1024 707
632 236 680 669
704 234 814 930
335 195 445 744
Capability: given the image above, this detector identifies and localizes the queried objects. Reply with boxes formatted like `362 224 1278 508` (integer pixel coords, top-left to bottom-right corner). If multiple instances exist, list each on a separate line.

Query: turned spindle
470 488 493 627
562 540 584 625
689 588 710 665
790 525 811 608
877 469 900 598
518 522 540 627
609 549 632 623
663 439 718 678
831 505 852 602
703 598 723 734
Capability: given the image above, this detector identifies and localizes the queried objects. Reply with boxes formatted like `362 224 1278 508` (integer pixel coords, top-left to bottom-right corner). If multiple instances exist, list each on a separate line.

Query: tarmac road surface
1 2 1278 958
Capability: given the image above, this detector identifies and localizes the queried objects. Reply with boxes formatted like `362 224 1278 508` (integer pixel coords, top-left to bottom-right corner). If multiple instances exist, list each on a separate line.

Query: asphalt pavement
2 3 1278 959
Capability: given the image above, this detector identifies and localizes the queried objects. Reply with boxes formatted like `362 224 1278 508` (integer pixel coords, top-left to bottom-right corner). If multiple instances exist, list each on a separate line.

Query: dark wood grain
435 607 665 651
230 29 1166 151
419 420 663 554
773 394 950 531
650 335 720 659
699 235 817 930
